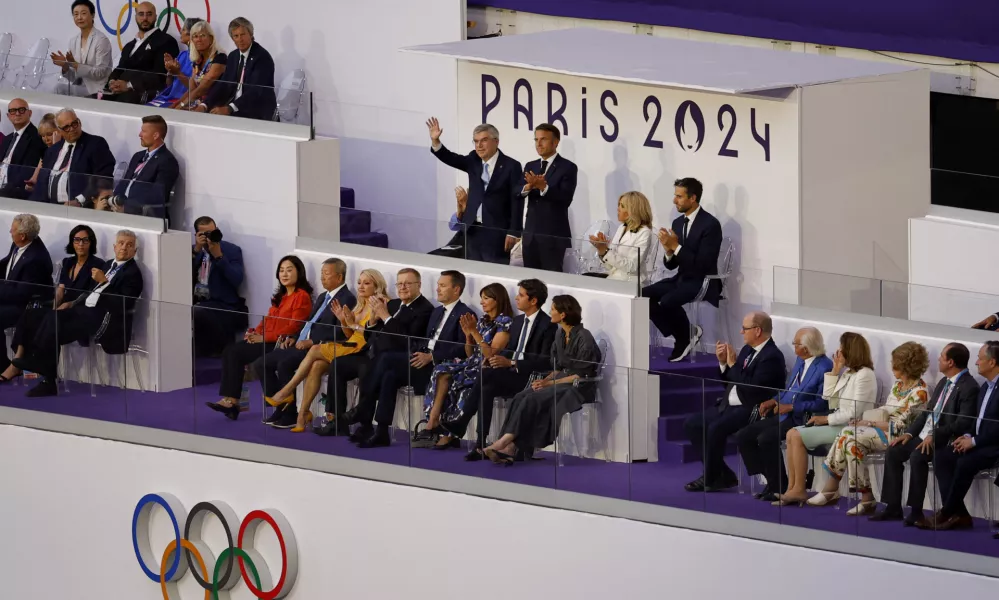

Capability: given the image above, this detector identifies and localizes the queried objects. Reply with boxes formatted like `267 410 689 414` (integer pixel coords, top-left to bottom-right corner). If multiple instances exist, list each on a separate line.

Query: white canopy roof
402 28 917 95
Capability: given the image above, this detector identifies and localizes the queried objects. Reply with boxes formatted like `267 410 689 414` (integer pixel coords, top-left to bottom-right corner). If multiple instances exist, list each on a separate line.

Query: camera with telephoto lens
199 229 223 244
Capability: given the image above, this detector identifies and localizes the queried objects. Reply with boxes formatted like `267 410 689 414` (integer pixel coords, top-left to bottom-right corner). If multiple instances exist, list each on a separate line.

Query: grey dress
500 325 602 450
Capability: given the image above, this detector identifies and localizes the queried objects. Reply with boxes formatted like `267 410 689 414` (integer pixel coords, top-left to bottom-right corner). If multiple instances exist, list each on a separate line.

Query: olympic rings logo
95 0 212 50
131 493 299 599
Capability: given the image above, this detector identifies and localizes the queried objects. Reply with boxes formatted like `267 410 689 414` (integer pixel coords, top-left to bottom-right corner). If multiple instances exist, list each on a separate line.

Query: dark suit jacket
970 381 999 448
515 155 577 243
369 294 434 354
32 132 116 203
0 238 54 306
113 146 180 216
719 338 786 410
423 300 475 362
108 29 179 99
304 285 357 344
192 240 245 309
432 145 523 238
904 371 977 442
58 254 106 302
782 354 834 425
87 258 144 354
0 123 46 199
501 310 557 375
662 208 723 305
205 42 277 121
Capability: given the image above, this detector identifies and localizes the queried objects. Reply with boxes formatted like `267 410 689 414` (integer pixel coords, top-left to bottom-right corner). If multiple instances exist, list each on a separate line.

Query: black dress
10 255 103 350
499 325 602 450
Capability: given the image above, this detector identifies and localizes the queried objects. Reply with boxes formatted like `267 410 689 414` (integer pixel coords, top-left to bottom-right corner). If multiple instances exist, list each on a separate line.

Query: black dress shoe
26 379 58 398
206 401 239 420
358 430 391 448
759 492 780 502
903 511 925 527
465 448 484 461
431 436 461 450
314 420 350 437
264 408 283 424
684 476 706 492
271 410 298 429
704 475 739 493
753 486 774 500
869 508 904 522
349 424 373 443
344 407 361 426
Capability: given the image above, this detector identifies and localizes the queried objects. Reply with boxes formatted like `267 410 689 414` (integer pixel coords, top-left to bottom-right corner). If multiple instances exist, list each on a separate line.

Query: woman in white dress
51 0 113 96
587 191 655 286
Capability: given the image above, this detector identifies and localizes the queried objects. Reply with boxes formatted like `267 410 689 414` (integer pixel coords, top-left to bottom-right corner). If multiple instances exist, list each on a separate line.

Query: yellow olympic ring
159 539 210 600
116 2 140 51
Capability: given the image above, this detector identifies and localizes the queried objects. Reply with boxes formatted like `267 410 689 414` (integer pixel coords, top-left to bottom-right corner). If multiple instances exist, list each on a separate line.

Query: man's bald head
6 98 30 128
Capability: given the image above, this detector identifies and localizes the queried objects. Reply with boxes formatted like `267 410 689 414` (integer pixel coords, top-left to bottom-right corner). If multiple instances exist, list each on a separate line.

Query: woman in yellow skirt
266 268 388 432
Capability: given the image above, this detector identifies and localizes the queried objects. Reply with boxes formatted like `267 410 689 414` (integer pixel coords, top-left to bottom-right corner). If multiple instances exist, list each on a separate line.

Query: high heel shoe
846 501 877 516
806 491 841 507
265 395 294 408
290 411 313 433
772 494 808 507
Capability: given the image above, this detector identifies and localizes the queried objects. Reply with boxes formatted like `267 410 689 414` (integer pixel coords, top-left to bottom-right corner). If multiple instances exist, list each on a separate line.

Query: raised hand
164 53 180 74
589 231 609 254
832 349 846 373
455 186 467 217
426 117 443 145
459 312 478 336
715 341 728 364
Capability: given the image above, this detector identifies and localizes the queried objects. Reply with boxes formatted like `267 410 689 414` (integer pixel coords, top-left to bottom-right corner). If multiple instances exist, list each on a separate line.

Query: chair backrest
113 161 128 183
274 69 306 123
716 236 735 296
640 234 662 285
582 219 612 241
0 32 11 88
19 37 50 90
595 338 610 378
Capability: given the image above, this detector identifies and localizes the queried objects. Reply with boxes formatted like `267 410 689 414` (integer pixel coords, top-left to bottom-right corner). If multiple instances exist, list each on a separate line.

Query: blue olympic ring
96 0 132 35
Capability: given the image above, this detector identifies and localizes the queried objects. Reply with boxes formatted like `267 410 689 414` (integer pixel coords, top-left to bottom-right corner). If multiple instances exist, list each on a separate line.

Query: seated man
0 214 54 372
447 278 556 460
919 342 999 531
97 115 179 218
31 109 115 205
642 177 722 362
0 99 47 200
318 267 434 436
871 343 978 526
683 311 786 492
429 186 467 258
13 229 143 397
190 216 247 357
350 270 473 448
254 258 355 429
194 17 276 121
94 2 178 104
735 327 831 501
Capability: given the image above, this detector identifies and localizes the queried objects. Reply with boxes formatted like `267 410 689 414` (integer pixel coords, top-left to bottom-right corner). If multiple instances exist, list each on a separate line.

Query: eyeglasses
72 237 90 244
58 119 80 133
7 107 27 116
740 325 761 333
395 281 419 288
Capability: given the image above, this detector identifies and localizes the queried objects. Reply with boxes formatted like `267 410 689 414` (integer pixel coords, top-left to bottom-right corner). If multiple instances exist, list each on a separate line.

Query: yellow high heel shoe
290 411 313 433
265 395 294 408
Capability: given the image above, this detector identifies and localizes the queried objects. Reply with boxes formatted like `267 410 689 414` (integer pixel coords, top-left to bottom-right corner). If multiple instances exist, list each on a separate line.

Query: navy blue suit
736 354 832 492
0 123 47 200
192 240 248 356
32 132 115 204
205 42 277 121
0 238 54 331
685 338 786 485
111 146 180 218
516 155 578 272
935 379 999 517
431 145 522 264
642 208 723 350
360 300 475 430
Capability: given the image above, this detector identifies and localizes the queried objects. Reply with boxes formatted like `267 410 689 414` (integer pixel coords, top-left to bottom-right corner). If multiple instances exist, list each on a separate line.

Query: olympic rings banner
131 493 298 599
96 0 212 50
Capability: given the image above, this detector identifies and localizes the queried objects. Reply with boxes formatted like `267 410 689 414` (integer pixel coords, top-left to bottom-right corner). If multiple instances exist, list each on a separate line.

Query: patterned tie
298 293 332 342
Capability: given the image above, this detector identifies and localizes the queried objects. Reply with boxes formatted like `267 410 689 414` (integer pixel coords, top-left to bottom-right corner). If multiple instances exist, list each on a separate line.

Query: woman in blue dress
146 17 202 108
424 283 513 449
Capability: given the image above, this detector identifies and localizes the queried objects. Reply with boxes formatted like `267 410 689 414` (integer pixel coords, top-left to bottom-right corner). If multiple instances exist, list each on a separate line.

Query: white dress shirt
5 241 31 278
722 339 770 406
520 153 557 228
85 260 124 307
668 205 700 259
52 142 85 205
129 27 157 56
797 356 816 386
514 310 538 361
230 48 251 113
427 300 458 351
0 124 27 188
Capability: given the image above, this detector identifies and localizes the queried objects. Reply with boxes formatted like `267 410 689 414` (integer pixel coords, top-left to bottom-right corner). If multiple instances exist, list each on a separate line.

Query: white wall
2 424 997 599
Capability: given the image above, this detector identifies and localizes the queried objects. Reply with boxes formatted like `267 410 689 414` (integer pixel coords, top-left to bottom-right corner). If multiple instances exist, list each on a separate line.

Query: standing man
683 311 785 492
642 177 722 362
0 99 46 200
190 216 247 357
96 2 179 104
31 109 115 205
871 343 978 526
197 17 276 120
426 117 522 264
513 123 577 272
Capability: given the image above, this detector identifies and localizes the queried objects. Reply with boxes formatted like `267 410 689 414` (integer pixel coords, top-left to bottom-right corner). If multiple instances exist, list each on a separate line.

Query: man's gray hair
56 107 77 120
228 16 254 38
116 229 138 244
322 257 347 277
182 16 203 32
12 214 40 240
984 341 999 364
473 123 499 141
798 327 825 357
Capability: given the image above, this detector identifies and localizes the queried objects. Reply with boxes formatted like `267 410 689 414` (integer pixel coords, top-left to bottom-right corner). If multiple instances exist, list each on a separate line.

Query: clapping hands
657 227 679 251
459 312 478 337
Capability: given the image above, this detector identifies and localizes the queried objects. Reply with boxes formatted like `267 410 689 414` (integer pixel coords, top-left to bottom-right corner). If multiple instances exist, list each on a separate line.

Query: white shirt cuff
229 103 238 113
431 142 442 152
539 185 549 196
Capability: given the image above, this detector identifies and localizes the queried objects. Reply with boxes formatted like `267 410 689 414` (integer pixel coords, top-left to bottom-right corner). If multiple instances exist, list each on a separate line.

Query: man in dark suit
13 230 143 397
919 341 999 531
195 17 276 121
190 216 247 357
31 109 115 205
735 327 832 501
684 311 786 492
872 343 979 526
98 115 179 219
0 99 46 200
513 123 577 272
643 177 722 362
95 2 179 104
448 278 557 459
317 268 434 436
255 258 356 429
353 270 474 448
0 214 54 373
427 117 522 265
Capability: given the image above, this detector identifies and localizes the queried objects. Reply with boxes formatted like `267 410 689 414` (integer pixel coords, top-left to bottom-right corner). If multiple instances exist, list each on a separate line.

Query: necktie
793 362 804 387
513 316 530 361
743 350 755 369
681 216 690 244
392 302 404 318
298 293 332 342
84 262 119 307
481 163 490 186
133 152 150 174
428 308 447 350
3 132 18 162
5 247 21 278
540 160 549 175
236 54 246 93
57 144 75 171
931 380 952 426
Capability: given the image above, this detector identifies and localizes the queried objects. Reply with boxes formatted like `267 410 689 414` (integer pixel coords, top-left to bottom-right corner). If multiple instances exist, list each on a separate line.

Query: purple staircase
653 348 736 464
339 187 389 248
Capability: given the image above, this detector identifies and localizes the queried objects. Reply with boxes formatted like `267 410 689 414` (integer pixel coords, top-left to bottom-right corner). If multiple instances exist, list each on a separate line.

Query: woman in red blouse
206 255 314 420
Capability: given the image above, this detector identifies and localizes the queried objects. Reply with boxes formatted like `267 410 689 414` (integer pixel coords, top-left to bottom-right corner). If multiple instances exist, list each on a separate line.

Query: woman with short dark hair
52 0 113 96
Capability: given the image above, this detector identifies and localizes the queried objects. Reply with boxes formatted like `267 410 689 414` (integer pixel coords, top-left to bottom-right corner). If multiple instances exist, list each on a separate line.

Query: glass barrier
931 167 999 214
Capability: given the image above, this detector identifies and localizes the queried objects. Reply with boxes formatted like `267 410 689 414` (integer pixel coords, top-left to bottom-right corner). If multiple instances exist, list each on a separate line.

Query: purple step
342 231 388 248
340 187 355 209
659 383 727 415
340 208 372 236
658 435 738 464
660 414 689 442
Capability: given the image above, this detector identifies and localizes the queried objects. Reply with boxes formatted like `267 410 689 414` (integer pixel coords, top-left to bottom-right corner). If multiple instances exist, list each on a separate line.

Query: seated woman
778 332 877 505
146 17 202 108
424 282 512 450
172 21 227 111
483 295 602 465
265 269 388 433
808 341 929 514
206 256 314 419
51 0 113 97
0 225 104 382
587 191 655 285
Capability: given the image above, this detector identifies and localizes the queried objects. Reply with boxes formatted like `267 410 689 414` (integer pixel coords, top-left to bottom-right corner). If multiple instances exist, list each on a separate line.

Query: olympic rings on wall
131 493 299 600
95 0 211 49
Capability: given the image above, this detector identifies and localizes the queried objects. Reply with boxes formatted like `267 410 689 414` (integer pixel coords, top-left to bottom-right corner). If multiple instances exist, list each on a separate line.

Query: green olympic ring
213 547 261 600
157 6 186 30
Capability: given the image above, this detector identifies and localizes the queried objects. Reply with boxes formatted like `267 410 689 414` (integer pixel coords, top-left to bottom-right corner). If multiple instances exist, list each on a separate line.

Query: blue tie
481 163 490 186
299 293 332 342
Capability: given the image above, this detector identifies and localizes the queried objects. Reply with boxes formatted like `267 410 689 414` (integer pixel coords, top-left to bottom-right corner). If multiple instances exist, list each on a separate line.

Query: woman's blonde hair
618 191 653 231
188 21 220 64
355 269 388 313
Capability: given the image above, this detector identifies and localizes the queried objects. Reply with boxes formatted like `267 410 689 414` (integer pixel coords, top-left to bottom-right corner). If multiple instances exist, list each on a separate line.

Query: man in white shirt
97 2 179 104
0 99 46 200
31 108 115 205
0 214 54 363
195 17 277 121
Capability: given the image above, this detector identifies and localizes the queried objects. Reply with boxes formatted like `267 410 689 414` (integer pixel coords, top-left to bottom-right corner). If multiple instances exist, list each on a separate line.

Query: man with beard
95 2 179 104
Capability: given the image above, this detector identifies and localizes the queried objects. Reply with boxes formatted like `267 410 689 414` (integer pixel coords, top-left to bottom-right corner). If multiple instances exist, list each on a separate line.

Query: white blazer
823 367 879 426
66 30 113 95
598 223 653 285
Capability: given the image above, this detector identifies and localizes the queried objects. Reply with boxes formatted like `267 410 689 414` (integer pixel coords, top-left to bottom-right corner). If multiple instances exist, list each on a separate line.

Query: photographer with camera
192 216 248 357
